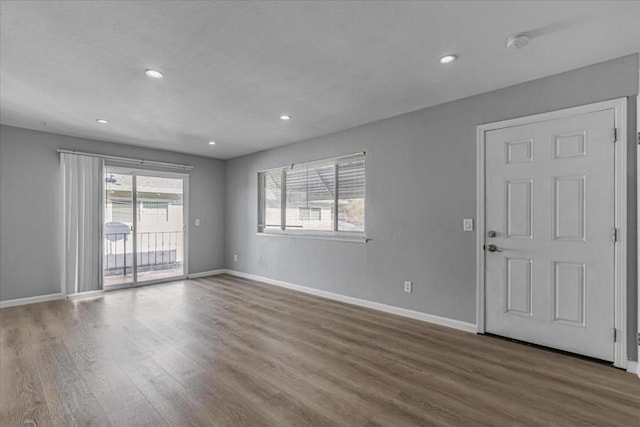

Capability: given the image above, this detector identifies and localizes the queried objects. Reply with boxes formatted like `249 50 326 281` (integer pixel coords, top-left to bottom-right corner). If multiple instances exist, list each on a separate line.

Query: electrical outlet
463 218 473 231
234 254 238 262
194 218 200 226
404 281 412 293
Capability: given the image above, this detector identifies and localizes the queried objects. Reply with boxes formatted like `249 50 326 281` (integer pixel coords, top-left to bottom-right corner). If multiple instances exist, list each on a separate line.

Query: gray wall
225 55 639 360
0 125 226 301
0 55 637 360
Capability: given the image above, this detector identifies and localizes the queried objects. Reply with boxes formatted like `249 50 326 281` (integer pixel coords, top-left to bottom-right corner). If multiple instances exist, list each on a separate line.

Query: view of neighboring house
104 170 185 284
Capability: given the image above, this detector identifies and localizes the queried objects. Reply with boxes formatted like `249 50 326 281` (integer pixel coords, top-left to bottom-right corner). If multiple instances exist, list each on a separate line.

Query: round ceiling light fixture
208 141 216 145
506 34 531 50
96 119 109 124
145 69 164 79
439 54 458 64
280 114 292 120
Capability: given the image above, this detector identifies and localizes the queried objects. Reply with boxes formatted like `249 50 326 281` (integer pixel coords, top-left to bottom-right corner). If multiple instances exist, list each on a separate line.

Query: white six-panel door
484 109 616 361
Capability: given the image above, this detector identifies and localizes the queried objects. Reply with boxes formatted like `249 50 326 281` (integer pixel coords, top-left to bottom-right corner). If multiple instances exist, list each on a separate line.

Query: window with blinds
262 169 282 228
258 153 365 237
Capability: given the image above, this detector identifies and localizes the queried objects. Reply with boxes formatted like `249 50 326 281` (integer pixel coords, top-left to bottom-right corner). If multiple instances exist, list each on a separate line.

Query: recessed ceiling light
145 69 164 79
280 114 291 120
208 141 216 145
439 54 458 64
506 34 531 50
96 119 108 124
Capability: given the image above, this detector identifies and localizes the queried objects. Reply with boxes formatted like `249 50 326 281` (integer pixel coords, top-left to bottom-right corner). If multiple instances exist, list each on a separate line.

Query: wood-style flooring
1 274 639 426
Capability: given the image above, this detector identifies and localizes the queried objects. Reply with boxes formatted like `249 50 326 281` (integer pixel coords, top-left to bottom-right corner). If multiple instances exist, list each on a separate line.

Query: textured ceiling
1 1 639 159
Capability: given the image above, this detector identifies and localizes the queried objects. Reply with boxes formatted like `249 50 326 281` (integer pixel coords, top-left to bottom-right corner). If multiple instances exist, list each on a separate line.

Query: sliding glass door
135 174 185 282
104 169 134 286
104 167 187 288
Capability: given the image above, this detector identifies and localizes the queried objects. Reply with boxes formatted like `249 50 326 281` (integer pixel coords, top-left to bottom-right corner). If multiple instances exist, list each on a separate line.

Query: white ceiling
1 1 639 159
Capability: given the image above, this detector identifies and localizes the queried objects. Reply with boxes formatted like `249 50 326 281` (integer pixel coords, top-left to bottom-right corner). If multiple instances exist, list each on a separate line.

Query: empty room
1 1 640 426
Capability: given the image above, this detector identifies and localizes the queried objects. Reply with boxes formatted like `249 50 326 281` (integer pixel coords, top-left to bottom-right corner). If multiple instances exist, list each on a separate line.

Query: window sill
256 231 368 243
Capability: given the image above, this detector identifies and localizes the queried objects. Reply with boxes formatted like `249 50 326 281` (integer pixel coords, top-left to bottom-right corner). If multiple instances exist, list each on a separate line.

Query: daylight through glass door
104 167 186 287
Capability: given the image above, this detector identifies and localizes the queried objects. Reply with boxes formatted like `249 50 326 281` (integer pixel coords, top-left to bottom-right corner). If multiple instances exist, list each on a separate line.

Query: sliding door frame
104 165 189 289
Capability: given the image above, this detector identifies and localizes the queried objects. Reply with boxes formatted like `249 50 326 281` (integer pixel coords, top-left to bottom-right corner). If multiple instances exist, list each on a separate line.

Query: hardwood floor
1 274 639 426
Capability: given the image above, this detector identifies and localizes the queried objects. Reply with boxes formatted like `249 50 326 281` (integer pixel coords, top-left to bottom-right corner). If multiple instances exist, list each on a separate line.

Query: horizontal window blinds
286 162 335 231
259 153 365 234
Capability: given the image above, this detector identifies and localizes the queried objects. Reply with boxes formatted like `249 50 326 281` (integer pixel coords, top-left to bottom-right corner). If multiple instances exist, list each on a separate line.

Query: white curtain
61 153 104 294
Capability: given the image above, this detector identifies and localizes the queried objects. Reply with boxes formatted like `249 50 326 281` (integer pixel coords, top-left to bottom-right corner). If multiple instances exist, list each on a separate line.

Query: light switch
463 218 473 231
195 218 200 226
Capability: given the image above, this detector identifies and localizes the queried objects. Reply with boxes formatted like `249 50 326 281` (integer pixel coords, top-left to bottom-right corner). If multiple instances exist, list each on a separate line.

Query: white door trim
637 93 640 378
476 98 628 369
103 166 190 286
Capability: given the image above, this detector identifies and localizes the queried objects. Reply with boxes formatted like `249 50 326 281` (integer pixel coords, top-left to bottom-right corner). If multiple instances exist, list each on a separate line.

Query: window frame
257 152 366 241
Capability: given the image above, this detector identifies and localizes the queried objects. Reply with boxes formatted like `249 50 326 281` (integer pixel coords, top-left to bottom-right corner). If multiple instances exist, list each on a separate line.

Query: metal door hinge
612 228 619 242
612 128 618 143
613 328 617 342
637 332 640 346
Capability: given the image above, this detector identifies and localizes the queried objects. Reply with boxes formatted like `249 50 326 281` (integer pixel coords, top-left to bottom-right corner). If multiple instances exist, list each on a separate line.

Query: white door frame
104 166 190 288
637 93 640 378
476 98 628 369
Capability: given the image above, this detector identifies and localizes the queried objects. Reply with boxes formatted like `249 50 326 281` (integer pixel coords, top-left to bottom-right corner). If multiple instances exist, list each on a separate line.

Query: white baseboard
0 292 66 308
0 272 224 308
627 360 638 376
223 269 477 334
187 269 227 279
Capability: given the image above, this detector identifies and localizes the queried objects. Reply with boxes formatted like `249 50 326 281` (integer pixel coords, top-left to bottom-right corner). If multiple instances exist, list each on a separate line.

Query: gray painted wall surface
225 55 639 360
0 125 226 301
0 55 637 361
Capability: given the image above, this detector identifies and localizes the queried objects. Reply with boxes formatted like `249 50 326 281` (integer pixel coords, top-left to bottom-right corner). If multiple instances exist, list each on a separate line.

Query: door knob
486 244 503 252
